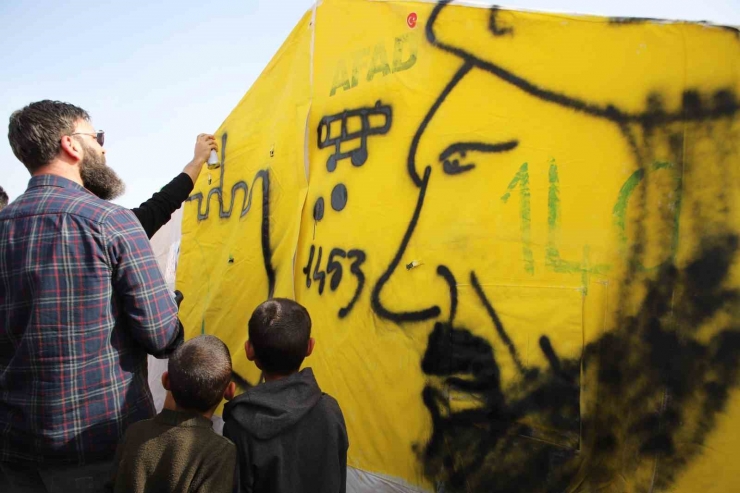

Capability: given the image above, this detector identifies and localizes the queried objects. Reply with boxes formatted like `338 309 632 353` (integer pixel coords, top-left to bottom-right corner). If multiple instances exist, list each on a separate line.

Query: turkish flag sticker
407 12 417 29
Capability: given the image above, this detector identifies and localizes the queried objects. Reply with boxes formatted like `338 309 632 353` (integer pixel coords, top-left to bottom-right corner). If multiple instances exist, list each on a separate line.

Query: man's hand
183 134 217 183
193 133 217 164
174 290 184 309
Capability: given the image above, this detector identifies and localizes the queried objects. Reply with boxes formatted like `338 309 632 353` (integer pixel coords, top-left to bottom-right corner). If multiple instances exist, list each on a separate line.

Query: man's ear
245 340 255 361
161 371 171 391
306 337 315 357
245 340 263 369
59 135 83 163
224 381 236 401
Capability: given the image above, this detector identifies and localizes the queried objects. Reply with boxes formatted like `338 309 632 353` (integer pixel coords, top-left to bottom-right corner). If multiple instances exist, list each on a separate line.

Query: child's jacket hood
223 367 322 440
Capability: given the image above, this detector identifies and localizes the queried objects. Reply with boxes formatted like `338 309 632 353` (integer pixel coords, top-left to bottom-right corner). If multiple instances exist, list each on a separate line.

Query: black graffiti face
370 2 740 492
406 65 520 188
420 236 740 493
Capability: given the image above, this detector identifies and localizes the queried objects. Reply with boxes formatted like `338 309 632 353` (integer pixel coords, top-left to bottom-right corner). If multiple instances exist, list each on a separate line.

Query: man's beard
79 140 125 201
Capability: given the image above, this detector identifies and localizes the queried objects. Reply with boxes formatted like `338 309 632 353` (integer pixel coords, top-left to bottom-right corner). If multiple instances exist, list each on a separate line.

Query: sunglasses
71 130 105 147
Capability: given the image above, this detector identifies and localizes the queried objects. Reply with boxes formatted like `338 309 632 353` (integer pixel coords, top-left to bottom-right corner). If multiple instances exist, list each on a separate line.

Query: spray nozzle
207 149 220 169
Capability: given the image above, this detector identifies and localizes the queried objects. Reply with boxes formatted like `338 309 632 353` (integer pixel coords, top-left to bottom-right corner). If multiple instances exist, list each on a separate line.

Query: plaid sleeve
105 207 182 356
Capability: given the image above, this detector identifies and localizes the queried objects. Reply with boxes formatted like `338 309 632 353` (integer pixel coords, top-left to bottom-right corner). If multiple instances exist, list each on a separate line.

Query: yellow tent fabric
178 1 740 491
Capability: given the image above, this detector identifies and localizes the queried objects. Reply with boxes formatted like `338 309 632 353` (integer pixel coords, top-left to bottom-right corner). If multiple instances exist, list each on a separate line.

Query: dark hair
8 100 90 173
168 335 232 412
249 298 312 375
0 186 7 211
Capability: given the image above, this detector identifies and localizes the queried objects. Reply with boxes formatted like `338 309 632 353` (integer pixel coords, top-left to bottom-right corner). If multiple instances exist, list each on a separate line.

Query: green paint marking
546 160 577 272
652 161 672 171
500 168 520 204
613 162 673 245
519 165 534 275
501 163 534 274
612 168 645 246
612 161 682 266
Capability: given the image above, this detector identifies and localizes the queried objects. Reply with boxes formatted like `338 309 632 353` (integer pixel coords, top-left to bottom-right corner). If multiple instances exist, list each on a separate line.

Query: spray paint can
207 149 220 169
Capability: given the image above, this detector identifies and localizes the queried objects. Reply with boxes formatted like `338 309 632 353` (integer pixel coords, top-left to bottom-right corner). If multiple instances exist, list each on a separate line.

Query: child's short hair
168 335 232 412
248 298 312 375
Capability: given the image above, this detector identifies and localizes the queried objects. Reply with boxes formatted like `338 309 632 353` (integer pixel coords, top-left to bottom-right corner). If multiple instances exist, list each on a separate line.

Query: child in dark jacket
223 298 348 493
108 335 237 493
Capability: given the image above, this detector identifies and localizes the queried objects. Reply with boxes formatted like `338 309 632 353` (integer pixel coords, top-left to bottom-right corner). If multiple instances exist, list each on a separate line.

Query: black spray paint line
302 245 316 288
427 2 740 127
538 335 569 382
407 62 475 188
338 249 367 318
317 100 392 171
371 166 442 323
187 133 242 220
254 169 275 299
682 114 734 244
439 140 519 162
436 265 458 325
327 248 347 291
614 120 650 319
489 6 514 36
302 244 367 319
441 140 520 176
312 246 327 295
470 271 527 376
185 134 275 300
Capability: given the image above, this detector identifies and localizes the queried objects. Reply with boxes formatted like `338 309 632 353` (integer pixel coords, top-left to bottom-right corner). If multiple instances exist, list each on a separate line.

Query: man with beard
0 133 215 237
0 100 187 492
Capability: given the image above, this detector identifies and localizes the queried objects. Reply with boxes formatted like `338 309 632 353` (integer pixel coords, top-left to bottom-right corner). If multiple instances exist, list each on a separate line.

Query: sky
1 0 739 209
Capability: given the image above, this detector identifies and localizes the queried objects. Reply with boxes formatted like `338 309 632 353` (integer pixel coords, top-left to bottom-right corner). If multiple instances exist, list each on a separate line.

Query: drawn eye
439 140 519 176
441 152 475 175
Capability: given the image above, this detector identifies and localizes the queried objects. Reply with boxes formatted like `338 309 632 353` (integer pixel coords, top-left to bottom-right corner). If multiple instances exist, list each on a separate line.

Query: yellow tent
177 1 740 491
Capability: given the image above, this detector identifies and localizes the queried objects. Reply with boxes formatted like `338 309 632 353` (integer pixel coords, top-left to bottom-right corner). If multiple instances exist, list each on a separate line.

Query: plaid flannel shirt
0 175 182 465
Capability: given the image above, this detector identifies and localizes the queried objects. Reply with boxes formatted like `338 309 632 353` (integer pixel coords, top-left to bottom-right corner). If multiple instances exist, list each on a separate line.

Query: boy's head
163 335 235 413
246 298 314 377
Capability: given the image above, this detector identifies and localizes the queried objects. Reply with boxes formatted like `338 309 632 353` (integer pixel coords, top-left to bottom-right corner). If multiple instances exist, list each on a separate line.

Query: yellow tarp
178 1 740 491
